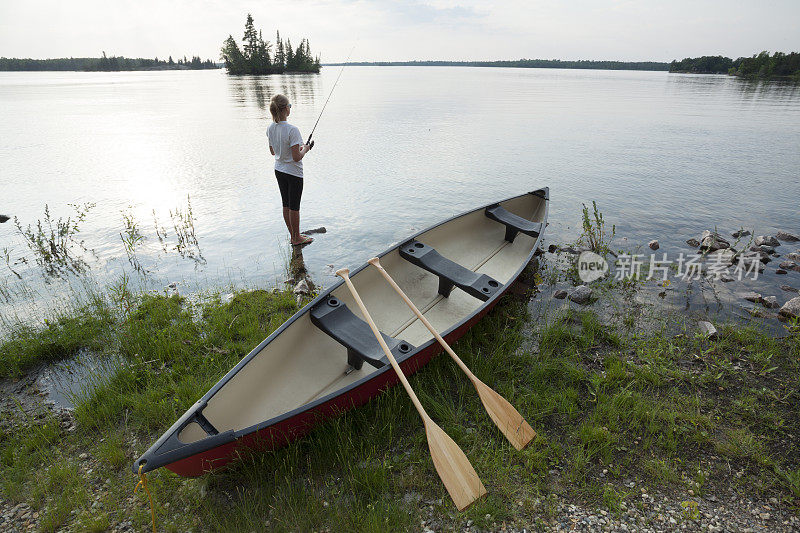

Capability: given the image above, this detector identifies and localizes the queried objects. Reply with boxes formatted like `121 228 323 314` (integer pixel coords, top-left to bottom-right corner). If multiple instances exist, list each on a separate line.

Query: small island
670 51 800 80
220 14 321 75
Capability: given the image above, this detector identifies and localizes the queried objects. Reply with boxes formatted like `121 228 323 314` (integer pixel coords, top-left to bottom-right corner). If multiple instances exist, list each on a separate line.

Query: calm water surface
1 67 799 322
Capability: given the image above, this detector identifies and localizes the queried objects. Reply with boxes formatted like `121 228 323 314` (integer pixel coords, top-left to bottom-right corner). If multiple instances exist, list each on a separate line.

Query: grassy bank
1 278 799 531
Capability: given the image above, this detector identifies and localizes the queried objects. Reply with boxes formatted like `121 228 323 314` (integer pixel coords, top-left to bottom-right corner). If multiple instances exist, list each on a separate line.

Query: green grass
0 293 115 377
1 280 799 531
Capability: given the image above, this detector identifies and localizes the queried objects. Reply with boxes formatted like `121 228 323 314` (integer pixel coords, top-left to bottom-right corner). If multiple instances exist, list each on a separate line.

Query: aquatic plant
169 194 205 265
120 207 146 274
13 203 96 279
580 201 616 257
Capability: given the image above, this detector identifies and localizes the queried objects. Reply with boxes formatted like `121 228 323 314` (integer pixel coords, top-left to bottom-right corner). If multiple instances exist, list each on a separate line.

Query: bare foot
291 235 313 246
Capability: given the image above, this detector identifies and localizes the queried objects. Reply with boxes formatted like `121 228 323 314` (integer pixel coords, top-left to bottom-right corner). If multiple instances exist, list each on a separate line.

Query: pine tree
285 39 294 70
220 35 246 74
242 14 259 67
275 31 285 70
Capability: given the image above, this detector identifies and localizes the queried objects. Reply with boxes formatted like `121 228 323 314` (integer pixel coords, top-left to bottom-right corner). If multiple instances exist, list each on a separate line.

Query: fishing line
306 43 356 145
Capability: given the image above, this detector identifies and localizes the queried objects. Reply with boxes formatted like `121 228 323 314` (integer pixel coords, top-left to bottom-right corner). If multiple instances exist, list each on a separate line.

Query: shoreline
2 231 799 531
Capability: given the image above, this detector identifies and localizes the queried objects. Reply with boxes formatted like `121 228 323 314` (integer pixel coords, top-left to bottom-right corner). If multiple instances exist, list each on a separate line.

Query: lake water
1 67 799 323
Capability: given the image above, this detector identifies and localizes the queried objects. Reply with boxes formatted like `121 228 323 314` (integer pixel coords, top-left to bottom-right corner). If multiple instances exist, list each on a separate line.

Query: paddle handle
367 258 475 382
335 268 428 419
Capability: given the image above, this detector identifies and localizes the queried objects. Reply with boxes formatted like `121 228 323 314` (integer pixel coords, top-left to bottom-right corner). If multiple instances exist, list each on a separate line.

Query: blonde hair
269 94 290 122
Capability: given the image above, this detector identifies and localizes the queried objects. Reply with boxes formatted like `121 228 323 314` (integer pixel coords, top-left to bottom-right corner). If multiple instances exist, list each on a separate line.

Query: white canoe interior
179 193 547 444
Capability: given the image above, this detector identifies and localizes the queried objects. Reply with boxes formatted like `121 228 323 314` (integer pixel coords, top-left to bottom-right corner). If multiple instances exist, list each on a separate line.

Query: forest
0 54 217 71
220 14 320 75
670 51 800 79
329 59 670 71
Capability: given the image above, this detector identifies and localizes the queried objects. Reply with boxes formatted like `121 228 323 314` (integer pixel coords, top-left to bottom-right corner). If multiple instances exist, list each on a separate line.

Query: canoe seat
485 204 543 243
399 240 501 301
310 296 414 371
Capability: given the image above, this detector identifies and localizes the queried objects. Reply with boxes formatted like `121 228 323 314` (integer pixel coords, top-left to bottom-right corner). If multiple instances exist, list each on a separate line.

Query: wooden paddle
367 257 536 451
336 268 486 511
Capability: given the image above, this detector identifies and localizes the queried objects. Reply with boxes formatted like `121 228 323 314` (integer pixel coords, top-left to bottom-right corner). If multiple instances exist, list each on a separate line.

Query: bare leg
282 207 293 239
289 210 312 245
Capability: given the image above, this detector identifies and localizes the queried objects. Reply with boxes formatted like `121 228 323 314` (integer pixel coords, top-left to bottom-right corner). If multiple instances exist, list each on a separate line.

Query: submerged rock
776 231 800 243
731 229 751 238
686 238 701 248
648 240 659 250
303 227 327 235
755 235 780 247
779 296 800 319
781 285 799 293
779 261 800 273
777 269 788 275
568 285 593 304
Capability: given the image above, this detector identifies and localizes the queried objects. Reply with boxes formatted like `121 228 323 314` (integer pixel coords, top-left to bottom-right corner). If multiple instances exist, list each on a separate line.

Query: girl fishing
268 94 314 246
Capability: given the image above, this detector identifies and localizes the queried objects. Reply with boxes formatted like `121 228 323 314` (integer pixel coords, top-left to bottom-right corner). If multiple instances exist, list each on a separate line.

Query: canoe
133 189 549 476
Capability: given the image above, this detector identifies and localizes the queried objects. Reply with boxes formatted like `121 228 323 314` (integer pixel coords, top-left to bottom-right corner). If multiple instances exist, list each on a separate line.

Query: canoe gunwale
133 188 550 475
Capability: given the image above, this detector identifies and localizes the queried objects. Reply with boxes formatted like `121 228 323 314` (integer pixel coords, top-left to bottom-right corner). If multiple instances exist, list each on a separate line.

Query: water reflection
226 74 321 111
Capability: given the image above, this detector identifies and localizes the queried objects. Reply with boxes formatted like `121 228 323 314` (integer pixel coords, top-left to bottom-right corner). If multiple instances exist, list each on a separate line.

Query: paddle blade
424 419 487 511
474 380 536 451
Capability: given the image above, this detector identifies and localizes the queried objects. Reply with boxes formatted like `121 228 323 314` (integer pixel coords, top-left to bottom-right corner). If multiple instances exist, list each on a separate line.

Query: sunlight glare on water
1 67 799 321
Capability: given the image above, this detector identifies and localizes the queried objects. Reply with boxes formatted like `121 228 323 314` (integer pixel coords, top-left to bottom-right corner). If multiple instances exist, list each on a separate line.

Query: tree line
220 14 321 75
670 51 800 79
327 59 670 71
0 54 218 72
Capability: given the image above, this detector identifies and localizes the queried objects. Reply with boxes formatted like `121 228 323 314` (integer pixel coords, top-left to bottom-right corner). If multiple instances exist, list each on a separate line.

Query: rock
761 296 779 309
781 285 799 293
779 296 800 319
779 261 800 272
292 279 311 295
731 229 751 238
750 244 776 255
755 235 780 247
697 321 718 340
302 227 327 235
553 289 567 300
786 252 800 262
686 238 701 248
776 231 800 242
777 269 788 275
738 292 762 303
548 244 557 253
568 285 593 304
648 240 659 250
700 231 730 251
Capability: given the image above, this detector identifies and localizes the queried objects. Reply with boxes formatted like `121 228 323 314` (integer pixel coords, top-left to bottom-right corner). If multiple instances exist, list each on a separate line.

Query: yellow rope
134 464 157 533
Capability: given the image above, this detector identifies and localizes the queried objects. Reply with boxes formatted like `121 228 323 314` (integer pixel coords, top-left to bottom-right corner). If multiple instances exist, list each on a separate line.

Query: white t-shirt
267 121 304 178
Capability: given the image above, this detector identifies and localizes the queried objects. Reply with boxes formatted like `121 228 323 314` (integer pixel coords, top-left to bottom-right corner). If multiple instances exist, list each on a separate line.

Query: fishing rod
306 44 356 146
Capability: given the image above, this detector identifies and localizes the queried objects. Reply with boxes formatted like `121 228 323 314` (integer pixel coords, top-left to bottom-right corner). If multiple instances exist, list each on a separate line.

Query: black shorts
275 169 304 211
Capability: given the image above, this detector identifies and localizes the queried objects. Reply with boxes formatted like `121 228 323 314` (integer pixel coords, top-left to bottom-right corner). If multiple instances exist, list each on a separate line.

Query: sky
0 0 798 63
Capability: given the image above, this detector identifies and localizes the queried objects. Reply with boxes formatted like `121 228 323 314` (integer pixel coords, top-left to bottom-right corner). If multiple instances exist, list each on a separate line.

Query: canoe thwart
485 204 543 243
310 296 414 370
399 240 501 302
